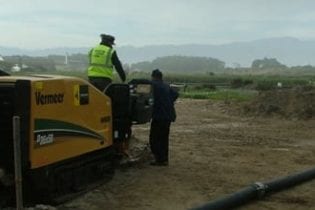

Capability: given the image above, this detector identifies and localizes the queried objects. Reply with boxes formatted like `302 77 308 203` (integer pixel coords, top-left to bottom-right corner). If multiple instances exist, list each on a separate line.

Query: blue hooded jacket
151 80 178 122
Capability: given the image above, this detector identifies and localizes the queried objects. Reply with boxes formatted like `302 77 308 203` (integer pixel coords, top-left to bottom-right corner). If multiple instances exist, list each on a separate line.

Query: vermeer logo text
35 92 64 105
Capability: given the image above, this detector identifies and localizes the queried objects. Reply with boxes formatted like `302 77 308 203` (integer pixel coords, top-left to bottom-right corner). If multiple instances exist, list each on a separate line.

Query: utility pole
64 52 69 65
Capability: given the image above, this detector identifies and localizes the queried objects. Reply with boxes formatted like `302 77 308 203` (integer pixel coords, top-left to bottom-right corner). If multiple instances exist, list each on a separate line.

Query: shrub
231 78 243 88
230 78 253 88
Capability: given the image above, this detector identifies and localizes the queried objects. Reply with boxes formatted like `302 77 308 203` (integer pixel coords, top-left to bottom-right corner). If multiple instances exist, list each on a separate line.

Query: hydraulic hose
191 167 315 210
0 69 10 76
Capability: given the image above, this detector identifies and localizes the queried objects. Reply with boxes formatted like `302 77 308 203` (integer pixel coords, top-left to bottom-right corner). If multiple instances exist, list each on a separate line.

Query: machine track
0 147 116 208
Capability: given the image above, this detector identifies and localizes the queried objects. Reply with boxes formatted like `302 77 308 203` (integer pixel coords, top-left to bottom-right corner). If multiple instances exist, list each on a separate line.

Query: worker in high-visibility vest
88 34 126 91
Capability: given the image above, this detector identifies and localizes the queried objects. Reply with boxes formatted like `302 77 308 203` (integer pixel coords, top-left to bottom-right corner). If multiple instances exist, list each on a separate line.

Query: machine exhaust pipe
191 166 315 210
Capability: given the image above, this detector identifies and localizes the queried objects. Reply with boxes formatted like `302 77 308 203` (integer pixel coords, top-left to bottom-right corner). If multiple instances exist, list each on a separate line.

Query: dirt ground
58 98 315 210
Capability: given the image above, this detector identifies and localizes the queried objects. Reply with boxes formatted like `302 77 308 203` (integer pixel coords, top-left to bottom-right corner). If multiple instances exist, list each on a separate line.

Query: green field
11 70 315 102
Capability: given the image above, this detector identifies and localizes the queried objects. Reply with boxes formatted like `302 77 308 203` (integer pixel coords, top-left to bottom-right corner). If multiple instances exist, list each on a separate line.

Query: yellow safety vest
88 44 114 79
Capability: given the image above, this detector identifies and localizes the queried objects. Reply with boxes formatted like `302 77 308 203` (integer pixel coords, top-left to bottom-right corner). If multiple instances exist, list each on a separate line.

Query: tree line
1 54 315 74
0 54 88 72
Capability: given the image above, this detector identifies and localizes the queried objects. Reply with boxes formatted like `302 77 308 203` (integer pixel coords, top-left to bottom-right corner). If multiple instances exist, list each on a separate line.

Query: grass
180 89 258 102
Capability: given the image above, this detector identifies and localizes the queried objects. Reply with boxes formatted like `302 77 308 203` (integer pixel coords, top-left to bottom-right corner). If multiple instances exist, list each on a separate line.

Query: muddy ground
58 98 315 210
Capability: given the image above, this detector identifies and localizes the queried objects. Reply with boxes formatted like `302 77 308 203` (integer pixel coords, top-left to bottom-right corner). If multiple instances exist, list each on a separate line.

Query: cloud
1 0 315 48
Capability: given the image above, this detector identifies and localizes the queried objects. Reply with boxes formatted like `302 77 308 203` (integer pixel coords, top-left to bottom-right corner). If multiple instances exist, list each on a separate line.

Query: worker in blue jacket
150 69 178 166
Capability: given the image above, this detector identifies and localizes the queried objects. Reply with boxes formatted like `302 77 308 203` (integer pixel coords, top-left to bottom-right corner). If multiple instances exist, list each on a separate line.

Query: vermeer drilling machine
0 73 153 205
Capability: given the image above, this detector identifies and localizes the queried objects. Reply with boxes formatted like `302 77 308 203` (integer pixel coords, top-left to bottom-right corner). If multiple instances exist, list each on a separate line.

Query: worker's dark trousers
89 77 112 92
149 120 171 163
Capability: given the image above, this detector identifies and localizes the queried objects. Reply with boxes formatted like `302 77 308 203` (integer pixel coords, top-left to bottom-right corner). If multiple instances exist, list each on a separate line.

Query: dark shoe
150 161 168 166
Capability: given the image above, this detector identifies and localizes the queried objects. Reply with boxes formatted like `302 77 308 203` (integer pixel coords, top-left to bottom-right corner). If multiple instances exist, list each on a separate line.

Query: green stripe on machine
34 119 104 140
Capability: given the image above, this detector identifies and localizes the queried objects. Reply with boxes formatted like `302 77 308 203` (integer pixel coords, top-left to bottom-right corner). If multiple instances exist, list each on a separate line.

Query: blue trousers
149 120 171 163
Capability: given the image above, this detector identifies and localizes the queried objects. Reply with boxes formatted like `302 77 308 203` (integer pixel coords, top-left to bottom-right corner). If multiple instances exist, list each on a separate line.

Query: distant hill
131 55 225 73
118 37 315 67
1 37 315 67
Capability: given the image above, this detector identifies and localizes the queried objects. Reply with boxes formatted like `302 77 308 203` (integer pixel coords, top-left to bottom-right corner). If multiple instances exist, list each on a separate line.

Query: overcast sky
1 0 315 49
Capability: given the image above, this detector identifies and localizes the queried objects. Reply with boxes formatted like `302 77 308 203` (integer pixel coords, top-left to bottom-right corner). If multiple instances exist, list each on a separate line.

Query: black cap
100 34 115 44
151 69 163 79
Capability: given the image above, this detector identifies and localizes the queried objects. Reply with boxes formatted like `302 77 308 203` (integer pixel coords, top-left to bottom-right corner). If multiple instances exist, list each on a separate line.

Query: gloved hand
121 74 126 83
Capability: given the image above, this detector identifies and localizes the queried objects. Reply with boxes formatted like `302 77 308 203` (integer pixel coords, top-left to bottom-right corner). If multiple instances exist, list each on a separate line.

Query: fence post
13 116 24 210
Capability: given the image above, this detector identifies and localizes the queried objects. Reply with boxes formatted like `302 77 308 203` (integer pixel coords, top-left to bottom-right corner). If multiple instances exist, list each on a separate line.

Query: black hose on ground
265 167 315 193
191 167 315 210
